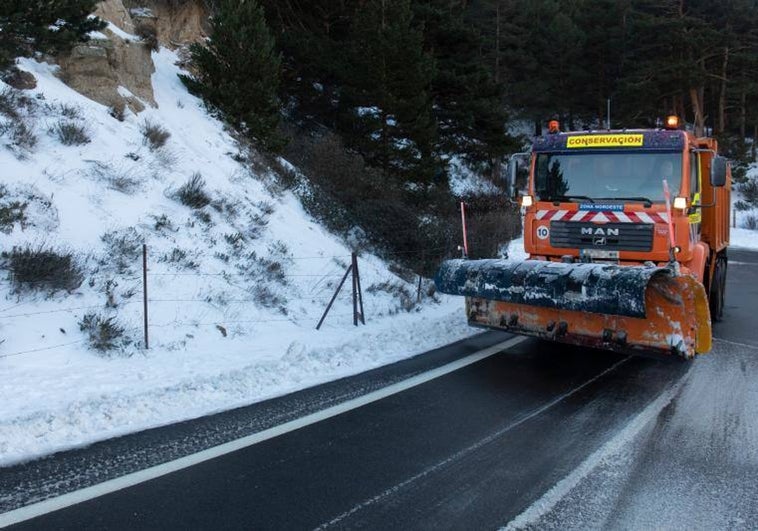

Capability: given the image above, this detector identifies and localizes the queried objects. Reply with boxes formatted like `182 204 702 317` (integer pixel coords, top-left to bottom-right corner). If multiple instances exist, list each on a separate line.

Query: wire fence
0 244 454 361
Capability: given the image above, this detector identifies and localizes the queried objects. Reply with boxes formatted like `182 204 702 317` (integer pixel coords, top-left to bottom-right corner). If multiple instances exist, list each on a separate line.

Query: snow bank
0 50 477 466
730 165 758 250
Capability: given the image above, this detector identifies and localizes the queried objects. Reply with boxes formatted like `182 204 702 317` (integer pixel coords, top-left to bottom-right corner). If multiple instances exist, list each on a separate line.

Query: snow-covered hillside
0 49 477 466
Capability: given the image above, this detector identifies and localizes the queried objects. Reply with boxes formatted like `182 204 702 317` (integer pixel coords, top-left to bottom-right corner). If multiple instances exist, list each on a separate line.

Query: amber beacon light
665 115 680 129
548 120 560 133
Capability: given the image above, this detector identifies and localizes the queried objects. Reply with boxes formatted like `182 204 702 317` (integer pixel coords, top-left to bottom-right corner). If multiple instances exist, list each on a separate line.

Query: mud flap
436 259 712 358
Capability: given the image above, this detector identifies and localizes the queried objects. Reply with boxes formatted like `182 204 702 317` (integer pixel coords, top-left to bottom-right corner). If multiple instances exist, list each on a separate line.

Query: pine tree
0 0 105 70
181 0 283 151
415 0 515 177
340 0 438 184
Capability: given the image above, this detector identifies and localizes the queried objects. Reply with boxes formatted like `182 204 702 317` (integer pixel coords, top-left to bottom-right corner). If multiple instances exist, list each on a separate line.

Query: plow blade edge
435 259 711 358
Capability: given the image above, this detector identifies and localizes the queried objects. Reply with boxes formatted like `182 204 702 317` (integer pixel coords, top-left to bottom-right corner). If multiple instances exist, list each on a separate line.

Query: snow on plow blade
435 259 711 358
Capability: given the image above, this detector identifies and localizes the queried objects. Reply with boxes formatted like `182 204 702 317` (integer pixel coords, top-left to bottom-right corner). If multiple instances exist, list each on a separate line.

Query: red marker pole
460 201 469 258
662 179 677 264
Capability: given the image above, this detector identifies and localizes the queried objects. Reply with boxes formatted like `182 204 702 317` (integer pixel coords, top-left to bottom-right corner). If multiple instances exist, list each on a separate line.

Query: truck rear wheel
709 254 727 322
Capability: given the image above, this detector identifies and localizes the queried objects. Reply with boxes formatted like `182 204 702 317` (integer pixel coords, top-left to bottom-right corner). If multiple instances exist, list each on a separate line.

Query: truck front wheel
709 254 727 322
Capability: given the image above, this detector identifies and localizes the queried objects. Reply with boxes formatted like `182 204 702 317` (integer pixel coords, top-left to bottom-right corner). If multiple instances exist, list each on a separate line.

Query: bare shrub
224 231 245 250
6 245 83 292
256 200 275 216
743 215 758 231
101 228 142 273
0 88 21 119
52 120 90 145
9 119 37 150
738 178 758 207
237 251 287 285
0 185 28 232
79 313 131 354
158 247 200 269
234 241 291 290
1 91 38 151
151 214 174 232
57 103 81 119
140 119 171 150
193 209 212 224
367 280 418 313
251 284 287 312
177 173 211 209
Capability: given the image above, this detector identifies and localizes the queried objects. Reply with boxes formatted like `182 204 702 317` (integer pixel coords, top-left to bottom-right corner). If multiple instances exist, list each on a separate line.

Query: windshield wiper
595 196 654 207
552 195 595 203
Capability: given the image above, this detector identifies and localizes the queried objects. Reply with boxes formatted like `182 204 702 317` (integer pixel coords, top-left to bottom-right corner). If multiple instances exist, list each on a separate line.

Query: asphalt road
3 249 757 530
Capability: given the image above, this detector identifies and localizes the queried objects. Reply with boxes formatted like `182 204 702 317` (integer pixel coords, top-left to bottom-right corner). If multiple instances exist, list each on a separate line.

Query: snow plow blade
435 259 711 359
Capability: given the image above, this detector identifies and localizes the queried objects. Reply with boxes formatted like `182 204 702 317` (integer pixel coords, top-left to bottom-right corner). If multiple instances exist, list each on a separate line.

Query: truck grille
549 221 654 251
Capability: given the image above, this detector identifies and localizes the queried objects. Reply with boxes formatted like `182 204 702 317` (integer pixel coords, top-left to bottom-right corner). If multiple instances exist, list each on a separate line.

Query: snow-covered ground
0 49 480 466
729 227 758 249
731 164 758 250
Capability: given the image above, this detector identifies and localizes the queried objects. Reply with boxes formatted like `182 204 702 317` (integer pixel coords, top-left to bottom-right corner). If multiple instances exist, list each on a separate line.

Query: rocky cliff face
127 0 209 49
57 0 208 114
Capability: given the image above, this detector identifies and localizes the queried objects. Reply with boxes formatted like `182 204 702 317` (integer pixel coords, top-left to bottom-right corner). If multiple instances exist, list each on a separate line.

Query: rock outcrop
58 35 155 114
2 68 37 90
127 0 209 48
56 0 209 114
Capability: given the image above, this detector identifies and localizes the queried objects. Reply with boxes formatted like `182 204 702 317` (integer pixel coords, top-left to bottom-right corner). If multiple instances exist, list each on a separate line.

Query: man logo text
581 227 619 236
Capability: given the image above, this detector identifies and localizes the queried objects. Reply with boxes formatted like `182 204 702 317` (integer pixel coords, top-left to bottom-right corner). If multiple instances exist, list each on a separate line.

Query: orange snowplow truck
436 118 730 359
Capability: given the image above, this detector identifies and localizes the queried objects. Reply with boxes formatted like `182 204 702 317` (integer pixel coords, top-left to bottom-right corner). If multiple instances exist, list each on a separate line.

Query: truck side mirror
506 158 518 198
711 156 728 187
506 152 530 200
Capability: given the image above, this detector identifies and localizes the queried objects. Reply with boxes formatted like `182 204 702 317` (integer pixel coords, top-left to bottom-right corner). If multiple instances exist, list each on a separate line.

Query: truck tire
709 254 727 322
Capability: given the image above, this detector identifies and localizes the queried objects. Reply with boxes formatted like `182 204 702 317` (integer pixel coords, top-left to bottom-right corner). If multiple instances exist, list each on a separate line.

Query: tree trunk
491 156 501 182
494 0 500 84
381 110 389 178
690 87 705 137
740 89 746 140
753 124 757 161
717 47 729 134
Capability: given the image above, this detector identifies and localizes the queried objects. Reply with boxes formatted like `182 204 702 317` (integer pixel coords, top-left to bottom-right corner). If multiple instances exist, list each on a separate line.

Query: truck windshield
534 152 682 203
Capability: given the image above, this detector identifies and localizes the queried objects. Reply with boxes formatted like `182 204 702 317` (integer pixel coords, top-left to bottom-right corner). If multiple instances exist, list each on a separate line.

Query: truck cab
509 123 730 319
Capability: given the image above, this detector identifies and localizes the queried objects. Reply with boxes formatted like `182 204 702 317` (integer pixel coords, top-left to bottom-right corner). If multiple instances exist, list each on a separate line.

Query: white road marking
502 371 689 530
0 336 527 528
316 356 632 530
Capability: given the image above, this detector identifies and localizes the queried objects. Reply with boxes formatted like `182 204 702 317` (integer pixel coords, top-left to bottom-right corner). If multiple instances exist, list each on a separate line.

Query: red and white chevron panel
534 209 669 223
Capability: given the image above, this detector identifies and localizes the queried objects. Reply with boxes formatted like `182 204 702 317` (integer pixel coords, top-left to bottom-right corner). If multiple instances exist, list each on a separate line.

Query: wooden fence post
316 262 352 330
316 253 365 330
352 252 365 325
